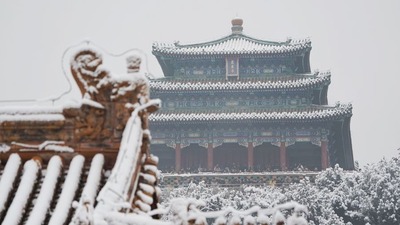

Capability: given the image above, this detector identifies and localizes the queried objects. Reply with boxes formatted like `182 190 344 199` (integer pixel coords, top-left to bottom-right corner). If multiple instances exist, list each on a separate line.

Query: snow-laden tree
328 157 400 225
161 154 400 225
161 181 285 212
284 176 346 225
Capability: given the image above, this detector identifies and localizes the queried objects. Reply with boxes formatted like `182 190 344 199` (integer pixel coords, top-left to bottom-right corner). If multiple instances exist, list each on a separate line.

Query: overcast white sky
0 0 399 166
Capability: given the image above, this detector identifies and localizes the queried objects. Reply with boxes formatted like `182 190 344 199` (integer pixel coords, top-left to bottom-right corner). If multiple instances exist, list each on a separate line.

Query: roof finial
231 17 243 35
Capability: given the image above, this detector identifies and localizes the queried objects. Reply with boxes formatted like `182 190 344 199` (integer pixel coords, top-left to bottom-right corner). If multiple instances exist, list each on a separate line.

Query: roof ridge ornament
231 17 243 35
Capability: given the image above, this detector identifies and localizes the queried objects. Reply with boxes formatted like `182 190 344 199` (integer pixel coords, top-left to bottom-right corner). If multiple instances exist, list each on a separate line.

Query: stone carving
70 49 149 102
68 49 150 141
74 104 110 141
70 49 108 101
311 137 322 147
126 55 142 73
0 47 154 158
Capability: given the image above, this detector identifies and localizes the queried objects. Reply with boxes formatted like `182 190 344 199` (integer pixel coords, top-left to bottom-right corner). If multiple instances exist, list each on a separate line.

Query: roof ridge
153 33 310 50
174 34 290 48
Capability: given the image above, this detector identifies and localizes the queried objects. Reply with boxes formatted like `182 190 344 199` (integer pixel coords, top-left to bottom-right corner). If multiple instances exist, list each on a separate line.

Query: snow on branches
161 154 400 225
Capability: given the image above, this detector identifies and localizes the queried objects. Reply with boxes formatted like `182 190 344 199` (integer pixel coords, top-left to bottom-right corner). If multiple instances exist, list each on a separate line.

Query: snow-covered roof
0 154 105 225
149 104 352 122
152 34 311 57
0 105 65 123
150 72 330 92
94 99 161 224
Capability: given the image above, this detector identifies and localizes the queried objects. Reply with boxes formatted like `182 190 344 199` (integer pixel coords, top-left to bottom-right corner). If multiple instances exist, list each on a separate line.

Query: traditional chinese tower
149 18 354 172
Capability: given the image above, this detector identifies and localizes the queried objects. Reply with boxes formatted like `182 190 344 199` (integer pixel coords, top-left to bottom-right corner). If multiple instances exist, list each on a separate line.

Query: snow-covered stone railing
166 199 309 225
98 198 308 225
149 103 353 122
93 99 161 225
150 73 330 92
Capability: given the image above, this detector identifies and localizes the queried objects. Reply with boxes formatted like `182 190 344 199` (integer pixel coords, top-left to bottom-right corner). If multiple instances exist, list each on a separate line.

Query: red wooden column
279 142 287 171
207 143 213 171
247 142 254 170
175 143 181 172
321 140 329 170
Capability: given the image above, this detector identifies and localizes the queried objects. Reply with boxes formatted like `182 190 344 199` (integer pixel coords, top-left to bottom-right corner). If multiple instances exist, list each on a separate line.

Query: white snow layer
287 215 308 225
12 140 61 149
243 215 256 225
137 190 153 205
150 72 330 91
149 103 352 122
152 36 311 55
0 143 10 153
0 105 63 115
11 140 74 152
228 215 241 225
139 183 155 195
104 212 172 225
159 198 308 225
70 154 105 225
0 104 64 123
44 144 74 152
82 98 105 109
81 154 105 205
2 159 40 225
140 173 156 184
48 155 85 225
25 156 63 225
0 114 65 122
0 154 21 213
94 99 161 225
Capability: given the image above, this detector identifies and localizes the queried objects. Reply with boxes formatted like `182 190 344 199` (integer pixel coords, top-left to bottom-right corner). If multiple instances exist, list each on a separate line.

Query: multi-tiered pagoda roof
149 18 354 172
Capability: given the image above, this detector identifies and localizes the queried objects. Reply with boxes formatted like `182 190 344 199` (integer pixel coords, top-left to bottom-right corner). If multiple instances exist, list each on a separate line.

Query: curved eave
320 85 329 105
149 114 352 125
152 48 311 59
154 55 174 77
341 116 354 170
312 82 330 105
149 104 352 124
149 74 331 94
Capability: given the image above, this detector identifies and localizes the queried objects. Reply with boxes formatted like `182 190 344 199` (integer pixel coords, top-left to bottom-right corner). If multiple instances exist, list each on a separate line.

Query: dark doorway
151 144 175 172
254 143 280 172
214 143 247 172
287 142 321 171
181 144 207 172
